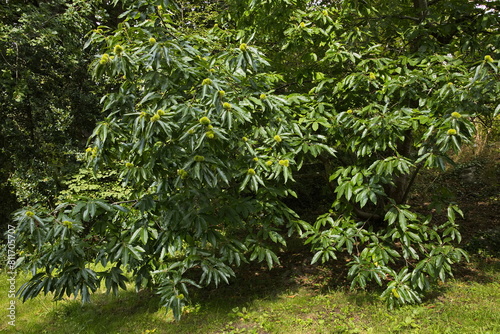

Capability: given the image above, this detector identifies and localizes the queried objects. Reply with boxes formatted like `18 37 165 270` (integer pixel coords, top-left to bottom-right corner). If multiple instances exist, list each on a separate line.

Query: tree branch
401 163 423 204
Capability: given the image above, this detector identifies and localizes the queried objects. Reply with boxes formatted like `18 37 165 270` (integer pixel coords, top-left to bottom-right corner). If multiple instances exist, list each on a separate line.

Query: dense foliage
10 0 500 320
0 0 123 226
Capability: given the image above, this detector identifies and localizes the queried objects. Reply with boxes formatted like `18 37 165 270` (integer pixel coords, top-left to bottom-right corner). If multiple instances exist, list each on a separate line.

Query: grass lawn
1 256 498 334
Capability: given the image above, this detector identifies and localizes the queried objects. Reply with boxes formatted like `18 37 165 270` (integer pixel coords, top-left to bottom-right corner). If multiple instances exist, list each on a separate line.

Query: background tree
0 0 123 228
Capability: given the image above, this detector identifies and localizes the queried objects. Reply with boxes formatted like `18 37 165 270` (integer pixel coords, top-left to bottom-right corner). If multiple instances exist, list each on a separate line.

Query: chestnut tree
13 0 500 318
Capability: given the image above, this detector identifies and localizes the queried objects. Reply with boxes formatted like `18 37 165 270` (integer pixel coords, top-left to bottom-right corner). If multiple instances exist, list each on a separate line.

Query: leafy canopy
13 0 500 319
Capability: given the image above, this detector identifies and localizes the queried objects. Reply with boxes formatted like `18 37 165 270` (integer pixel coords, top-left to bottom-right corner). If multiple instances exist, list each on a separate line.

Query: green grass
1 259 499 334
